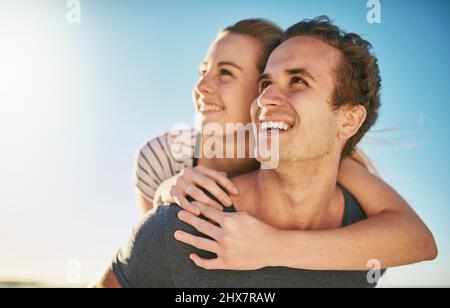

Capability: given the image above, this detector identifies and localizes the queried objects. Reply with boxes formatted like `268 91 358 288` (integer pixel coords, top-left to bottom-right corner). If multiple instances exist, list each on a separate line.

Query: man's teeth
260 121 291 131
200 104 224 112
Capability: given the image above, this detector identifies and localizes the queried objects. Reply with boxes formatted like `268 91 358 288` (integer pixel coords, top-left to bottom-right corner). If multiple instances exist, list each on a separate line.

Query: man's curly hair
281 16 382 157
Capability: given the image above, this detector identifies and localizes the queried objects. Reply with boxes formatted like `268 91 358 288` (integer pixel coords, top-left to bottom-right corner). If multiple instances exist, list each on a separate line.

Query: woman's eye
220 69 233 77
199 70 207 77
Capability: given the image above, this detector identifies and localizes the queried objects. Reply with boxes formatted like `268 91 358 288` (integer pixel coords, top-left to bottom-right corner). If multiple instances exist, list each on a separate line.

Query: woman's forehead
203 33 260 69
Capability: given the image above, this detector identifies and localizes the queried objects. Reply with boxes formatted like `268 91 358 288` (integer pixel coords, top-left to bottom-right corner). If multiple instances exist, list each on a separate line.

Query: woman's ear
338 105 367 140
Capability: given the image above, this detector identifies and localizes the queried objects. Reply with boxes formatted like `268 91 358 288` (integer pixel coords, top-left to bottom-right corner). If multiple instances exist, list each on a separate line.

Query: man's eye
220 69 233 76
199 70 207 76
291 77 307 86
259 80 271 93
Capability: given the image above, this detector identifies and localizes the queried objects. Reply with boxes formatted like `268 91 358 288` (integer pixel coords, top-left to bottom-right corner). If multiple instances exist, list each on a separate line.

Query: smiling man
95 16 384 288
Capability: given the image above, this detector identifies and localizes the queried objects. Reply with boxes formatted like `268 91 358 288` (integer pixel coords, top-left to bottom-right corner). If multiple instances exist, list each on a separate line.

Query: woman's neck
197 133 260 177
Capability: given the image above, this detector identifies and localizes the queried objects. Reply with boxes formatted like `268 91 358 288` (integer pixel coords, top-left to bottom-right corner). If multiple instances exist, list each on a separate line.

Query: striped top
133 129 198 202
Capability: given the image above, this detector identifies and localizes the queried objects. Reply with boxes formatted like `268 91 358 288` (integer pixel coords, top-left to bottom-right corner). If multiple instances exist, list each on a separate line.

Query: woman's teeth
260 121 292 132
199 104 224 112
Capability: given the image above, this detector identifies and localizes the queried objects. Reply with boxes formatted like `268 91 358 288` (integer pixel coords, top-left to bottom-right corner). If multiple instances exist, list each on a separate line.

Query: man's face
251 36 345 163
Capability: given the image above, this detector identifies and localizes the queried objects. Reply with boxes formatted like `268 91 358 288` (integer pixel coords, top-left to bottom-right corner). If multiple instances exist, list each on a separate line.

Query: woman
133 19 437 270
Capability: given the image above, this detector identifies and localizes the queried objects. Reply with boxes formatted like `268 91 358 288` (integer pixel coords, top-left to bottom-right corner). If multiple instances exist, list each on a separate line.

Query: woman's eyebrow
218 61 243 71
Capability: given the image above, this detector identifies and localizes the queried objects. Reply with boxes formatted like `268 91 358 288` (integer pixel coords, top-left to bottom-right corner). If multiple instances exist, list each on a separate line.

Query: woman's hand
154 166 239 216
174 201 280 270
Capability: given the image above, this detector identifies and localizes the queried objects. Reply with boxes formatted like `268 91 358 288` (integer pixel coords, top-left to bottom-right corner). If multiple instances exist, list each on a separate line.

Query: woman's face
194 33 261 131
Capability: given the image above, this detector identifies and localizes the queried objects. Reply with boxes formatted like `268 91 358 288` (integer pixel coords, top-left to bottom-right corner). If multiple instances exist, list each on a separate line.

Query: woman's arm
134 132 186 216
153 165 239 214
174 158 437 271
133 136 168 216
134 131 239 217
272 158 437 270
136 191 154 217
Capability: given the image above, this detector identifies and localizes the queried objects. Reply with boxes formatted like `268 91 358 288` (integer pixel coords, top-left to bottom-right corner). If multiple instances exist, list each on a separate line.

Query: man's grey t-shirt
112 187 377 288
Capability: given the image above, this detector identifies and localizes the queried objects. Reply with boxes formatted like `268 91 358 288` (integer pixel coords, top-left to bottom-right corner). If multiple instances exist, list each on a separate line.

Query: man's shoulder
145 204 184 229
112 205 181 288
114 205 186 269
144 204 200 236
340 186 367 226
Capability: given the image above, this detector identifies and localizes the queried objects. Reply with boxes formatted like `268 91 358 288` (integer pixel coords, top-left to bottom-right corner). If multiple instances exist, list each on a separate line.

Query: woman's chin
197 113 227 128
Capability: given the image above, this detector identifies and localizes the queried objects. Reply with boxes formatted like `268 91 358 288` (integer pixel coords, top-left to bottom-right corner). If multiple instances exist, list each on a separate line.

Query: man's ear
338 105 367 140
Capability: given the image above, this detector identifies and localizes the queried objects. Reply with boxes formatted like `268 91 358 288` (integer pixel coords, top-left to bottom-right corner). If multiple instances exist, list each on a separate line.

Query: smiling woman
194 33 263 131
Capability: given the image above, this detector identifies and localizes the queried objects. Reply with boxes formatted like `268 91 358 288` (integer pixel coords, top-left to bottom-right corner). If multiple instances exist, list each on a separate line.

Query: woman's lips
199 103 225 113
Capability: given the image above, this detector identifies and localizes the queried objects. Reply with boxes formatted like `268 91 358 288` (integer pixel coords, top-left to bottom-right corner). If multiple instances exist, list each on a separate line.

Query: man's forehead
265 36 342 77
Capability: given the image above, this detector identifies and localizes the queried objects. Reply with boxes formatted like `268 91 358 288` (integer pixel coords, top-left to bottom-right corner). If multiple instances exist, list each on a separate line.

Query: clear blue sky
0 0 449 286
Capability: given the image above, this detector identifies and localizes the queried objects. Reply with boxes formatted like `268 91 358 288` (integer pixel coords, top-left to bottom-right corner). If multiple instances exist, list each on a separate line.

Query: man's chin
256 154 281 170
255 137 284 170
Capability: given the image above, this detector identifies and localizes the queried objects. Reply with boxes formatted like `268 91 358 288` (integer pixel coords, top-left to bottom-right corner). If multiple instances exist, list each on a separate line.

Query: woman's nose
195 73 216 96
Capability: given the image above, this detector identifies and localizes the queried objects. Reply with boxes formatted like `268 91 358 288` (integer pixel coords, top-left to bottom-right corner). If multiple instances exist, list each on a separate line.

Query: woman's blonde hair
219 19 283 73
351 148 377 174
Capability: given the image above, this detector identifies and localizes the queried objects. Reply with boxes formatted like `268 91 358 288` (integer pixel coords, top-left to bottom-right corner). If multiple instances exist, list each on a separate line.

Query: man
96 16 383 288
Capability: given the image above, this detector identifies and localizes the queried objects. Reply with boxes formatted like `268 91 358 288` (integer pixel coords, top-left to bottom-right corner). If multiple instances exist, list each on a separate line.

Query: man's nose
257 85 285 109
195 72 216 96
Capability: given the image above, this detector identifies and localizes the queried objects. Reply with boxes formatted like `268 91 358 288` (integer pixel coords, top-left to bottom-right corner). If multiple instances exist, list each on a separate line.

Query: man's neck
250 153 344 231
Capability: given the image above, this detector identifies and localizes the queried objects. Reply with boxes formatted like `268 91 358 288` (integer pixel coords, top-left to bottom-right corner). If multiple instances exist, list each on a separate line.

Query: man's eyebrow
286 68 315 81
218 61 243 71
258 69 315 84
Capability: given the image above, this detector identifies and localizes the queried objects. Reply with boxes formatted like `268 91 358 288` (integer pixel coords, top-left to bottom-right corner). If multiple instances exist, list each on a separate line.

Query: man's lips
258 115 295 132
259 120 292 132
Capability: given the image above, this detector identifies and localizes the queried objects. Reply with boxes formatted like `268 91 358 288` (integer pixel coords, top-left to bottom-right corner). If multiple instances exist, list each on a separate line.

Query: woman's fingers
197 166 239 196
192 201 226 226
177 176 222 210
171 188 201 216
190 171 234 207
174 230 222 255
181 180 224 211
177 210 223 240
